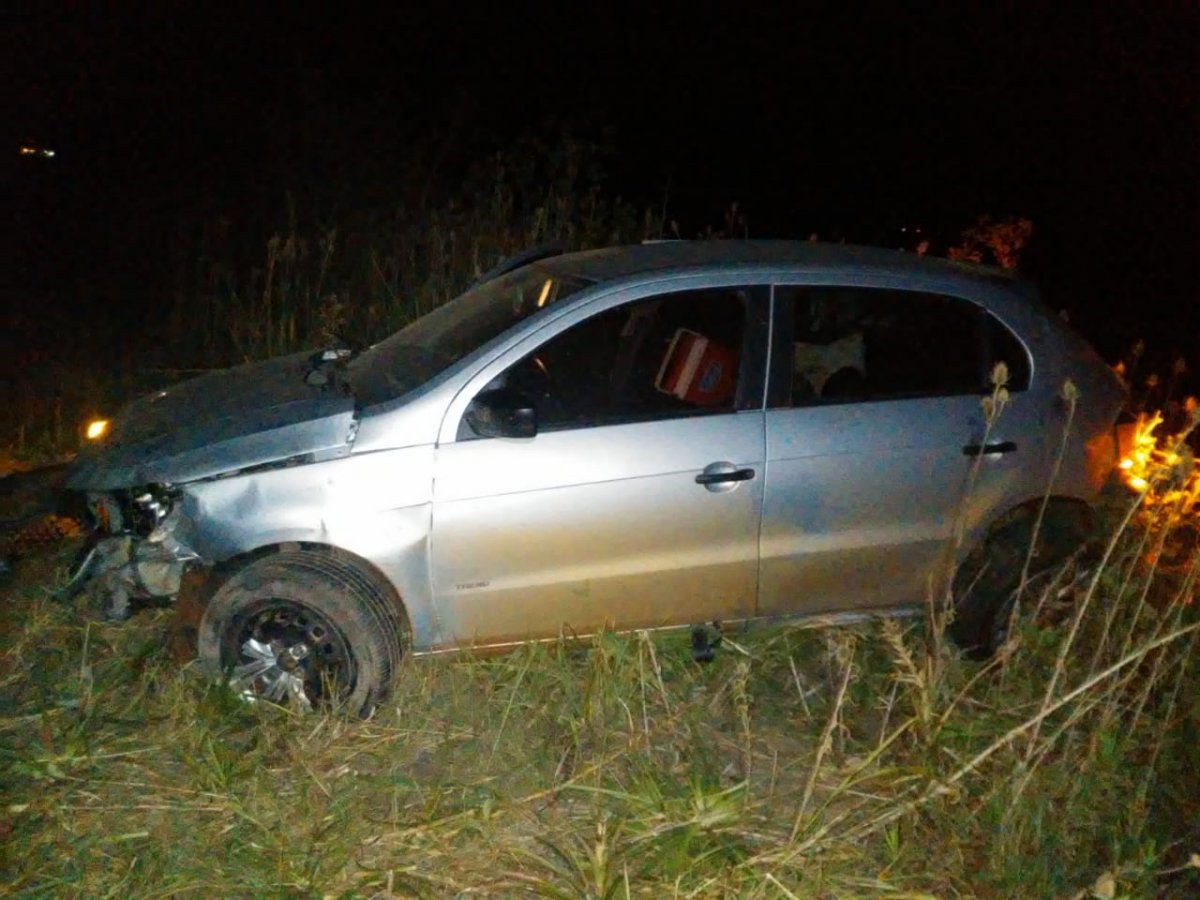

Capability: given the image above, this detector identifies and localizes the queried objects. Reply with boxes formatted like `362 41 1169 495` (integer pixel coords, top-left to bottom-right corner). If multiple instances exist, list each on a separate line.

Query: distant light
42 148 55 157
20 146 36 155
18 145 55 158
85 419 110 440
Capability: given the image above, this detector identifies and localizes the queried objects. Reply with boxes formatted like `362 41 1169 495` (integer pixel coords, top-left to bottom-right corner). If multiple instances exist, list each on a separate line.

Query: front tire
197 550 406 716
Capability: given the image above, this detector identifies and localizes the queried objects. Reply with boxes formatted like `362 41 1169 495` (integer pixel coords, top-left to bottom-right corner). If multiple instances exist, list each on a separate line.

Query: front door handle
695 467 756 485
962 440 1018 457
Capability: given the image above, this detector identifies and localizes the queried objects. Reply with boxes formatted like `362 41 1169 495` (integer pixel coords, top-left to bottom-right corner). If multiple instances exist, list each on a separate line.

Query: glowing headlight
85 419 110 440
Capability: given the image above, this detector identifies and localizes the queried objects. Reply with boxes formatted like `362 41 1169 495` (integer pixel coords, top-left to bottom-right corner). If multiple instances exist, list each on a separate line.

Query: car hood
67 351 357 490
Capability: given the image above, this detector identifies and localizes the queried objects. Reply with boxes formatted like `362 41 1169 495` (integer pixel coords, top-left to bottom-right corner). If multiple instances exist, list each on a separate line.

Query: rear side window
774 286 1030 407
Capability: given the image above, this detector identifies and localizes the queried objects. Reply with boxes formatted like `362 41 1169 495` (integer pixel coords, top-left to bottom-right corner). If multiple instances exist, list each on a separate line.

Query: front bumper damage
64 491 201 621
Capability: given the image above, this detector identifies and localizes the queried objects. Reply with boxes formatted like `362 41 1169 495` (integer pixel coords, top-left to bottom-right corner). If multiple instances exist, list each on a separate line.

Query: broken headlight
128 485 175 538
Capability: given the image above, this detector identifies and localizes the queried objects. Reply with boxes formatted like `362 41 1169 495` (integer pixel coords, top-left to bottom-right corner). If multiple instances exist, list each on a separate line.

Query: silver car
65 241 1126 712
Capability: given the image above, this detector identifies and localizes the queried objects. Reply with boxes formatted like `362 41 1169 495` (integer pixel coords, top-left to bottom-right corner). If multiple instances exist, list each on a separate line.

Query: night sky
6 4 1198 367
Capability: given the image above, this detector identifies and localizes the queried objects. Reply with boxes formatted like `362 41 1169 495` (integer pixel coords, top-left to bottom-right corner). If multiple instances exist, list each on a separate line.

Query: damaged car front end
64 483 196 620
64 348 360 620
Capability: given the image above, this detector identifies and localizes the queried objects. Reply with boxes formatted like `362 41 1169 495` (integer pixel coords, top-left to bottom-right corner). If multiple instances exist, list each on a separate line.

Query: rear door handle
962 440 1018 456
695 467 756 485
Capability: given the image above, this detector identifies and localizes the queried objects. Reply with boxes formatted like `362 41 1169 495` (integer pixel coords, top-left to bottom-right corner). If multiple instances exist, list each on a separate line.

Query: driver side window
469 286 763 435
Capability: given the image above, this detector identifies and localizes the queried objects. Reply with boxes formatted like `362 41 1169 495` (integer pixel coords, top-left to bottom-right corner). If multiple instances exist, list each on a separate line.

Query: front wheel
197 550 406 716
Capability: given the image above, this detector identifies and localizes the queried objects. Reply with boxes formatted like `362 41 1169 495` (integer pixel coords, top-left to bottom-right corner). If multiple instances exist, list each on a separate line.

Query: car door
429 283 771 647
759 284 1034 616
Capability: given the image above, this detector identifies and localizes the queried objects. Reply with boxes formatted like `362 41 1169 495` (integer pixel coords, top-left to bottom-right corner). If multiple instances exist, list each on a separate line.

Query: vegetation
945 215 1035 271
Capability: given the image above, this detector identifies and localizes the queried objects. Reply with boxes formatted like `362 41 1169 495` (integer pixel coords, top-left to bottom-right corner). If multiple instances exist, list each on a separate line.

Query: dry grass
1 482 1197 898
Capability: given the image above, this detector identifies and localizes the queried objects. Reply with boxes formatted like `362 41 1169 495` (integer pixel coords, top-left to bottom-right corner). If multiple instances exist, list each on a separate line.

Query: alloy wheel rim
228 601 355 711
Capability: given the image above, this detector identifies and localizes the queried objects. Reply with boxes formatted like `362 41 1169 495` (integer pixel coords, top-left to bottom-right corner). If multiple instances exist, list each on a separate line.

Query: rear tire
951 504 1092 659
197 549 406 716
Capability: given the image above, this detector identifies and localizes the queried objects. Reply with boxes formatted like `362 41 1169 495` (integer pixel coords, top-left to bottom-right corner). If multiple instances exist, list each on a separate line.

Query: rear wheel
951 504 1092 659
197 550 406 715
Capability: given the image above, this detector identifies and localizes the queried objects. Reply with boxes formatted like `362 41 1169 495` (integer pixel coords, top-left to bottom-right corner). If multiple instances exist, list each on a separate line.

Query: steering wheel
511 354 569 426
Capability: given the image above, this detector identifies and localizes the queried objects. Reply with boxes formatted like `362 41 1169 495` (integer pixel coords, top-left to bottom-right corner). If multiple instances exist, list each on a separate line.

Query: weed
1 486 1197 895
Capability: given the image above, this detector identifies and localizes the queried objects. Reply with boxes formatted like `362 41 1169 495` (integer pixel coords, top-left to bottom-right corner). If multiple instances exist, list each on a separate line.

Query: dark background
6 3 1198 368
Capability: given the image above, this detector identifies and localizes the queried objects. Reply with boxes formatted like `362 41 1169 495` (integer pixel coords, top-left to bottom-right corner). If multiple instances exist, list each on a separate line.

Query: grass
1 482 1197 897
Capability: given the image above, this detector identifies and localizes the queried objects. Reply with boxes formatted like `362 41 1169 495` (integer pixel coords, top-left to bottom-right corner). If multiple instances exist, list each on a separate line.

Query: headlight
129 486 174 537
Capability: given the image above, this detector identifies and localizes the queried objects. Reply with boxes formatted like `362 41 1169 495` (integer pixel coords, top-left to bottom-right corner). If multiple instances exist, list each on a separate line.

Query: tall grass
1 471 1196 895
3 133 659 462
170 134 659 368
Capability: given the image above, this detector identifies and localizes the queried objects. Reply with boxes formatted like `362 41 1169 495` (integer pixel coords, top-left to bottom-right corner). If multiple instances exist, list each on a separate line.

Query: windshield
348 265 592 405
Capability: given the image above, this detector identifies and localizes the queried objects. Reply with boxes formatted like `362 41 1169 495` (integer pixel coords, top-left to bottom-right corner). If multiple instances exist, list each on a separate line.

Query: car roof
540 240 1018 288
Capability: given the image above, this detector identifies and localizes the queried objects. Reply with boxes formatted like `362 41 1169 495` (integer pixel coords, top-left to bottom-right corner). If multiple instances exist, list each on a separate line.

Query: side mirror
465 388 538 438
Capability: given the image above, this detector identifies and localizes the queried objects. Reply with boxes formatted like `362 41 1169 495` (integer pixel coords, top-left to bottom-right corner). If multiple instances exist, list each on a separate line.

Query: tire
950 504 1092 659
197 549 406 716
